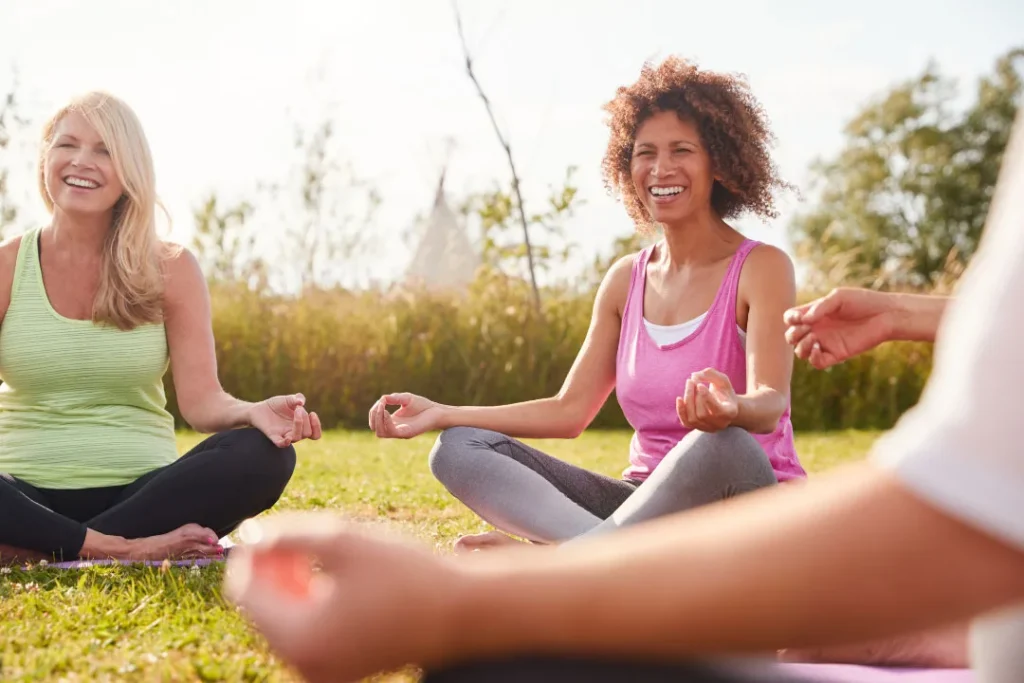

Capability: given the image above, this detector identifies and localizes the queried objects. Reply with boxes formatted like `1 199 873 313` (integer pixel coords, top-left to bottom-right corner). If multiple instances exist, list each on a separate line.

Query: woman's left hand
677 368 739 433
250 394 323 448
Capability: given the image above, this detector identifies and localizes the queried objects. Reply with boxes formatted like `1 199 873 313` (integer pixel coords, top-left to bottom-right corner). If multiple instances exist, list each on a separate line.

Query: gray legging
428 426 778 543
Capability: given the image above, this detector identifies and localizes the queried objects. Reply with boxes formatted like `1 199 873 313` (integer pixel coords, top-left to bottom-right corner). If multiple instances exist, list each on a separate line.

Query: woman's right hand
368 393 445 439
783 288 899 369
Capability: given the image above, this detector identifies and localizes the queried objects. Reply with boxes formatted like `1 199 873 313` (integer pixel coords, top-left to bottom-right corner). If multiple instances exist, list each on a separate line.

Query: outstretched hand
367 393 444 439
250 394 323 448
784 288 897 370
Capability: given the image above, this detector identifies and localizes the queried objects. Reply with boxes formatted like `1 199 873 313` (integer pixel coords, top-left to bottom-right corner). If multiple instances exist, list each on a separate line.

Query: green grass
0 429 881 682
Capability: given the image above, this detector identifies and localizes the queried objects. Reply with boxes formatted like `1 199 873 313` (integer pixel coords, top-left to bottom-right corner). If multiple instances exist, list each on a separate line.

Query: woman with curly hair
368 56 805 552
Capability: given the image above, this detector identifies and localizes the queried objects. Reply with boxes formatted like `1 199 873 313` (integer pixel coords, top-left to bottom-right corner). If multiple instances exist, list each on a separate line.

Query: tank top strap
622 245 655 328
9 227 44 307
715 239 760 323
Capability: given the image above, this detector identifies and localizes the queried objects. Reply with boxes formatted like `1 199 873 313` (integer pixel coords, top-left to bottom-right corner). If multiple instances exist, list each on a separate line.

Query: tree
276 118 381 292
791 47 1023 292
462 165 583 287
0 71 29 239
190 192 266 289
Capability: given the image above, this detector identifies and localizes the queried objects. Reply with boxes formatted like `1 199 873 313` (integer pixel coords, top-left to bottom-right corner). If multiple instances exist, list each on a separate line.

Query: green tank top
0 227 178 489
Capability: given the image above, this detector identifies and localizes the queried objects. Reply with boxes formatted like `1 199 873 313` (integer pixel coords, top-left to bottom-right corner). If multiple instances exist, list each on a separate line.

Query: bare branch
451 0 542 314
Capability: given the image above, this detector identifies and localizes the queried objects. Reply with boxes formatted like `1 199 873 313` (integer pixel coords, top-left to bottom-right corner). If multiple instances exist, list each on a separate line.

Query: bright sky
1 0 1021 288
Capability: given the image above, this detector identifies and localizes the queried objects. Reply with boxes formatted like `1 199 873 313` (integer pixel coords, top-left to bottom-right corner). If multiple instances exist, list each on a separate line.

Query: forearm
445 462 1024 664
890 294 950 343
438 397 591 439
183 391 254 433
733 388 787 434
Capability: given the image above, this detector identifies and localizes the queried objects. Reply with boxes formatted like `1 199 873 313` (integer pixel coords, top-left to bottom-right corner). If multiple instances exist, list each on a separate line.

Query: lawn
0 429 881 682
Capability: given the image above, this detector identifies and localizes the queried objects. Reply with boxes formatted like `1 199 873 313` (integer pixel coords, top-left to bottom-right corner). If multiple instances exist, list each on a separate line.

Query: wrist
242 400 259 428
888 294 944 342
436 404 457 431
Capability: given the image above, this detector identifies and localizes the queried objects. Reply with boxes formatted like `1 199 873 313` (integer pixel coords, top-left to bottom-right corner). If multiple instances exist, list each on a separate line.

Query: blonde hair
38 91 172 330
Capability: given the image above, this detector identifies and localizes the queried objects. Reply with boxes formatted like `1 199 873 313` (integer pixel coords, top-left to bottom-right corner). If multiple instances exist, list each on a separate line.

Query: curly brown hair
601 56 791 227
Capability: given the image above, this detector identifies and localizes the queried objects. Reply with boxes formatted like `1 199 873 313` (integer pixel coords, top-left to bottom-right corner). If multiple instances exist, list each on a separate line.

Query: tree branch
451 0 542 314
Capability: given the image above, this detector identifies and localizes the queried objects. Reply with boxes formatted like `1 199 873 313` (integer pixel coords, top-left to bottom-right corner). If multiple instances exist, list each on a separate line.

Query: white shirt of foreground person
872 109 1024 682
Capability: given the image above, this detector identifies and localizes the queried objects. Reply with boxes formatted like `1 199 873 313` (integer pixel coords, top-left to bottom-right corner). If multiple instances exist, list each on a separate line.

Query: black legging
425 656 811 682
0 427 295 560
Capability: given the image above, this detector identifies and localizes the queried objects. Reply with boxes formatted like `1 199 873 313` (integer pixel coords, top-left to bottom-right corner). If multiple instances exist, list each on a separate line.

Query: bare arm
732 245 796 433
888 293 949 343
434 256 633 439
163 247 254 433
450 462 1024 662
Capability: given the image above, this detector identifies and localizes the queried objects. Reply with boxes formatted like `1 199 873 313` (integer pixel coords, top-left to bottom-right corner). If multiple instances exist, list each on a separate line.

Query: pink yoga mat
778 663 973 682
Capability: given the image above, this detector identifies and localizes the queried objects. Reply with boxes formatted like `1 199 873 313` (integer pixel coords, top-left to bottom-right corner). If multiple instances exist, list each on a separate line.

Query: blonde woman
0 92 321 563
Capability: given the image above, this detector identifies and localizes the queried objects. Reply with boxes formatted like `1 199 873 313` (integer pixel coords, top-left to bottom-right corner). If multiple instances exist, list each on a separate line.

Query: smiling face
629 110 716 225
42 111 124 219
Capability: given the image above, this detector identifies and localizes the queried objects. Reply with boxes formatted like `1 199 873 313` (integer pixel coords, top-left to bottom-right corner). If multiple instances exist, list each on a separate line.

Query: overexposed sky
1 0 1021 287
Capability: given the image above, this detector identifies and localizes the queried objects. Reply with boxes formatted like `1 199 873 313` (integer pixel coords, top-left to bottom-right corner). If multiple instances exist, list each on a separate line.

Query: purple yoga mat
778 663 973 682
34 558 223 570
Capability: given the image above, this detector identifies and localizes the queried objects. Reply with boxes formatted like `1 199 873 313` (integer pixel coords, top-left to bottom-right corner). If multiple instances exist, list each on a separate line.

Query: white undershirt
643 312 747 347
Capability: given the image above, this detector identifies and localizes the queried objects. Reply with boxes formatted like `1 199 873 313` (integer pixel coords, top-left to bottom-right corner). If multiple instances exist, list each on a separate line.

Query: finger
286 393 306 409
368 398 381 430
696 385 715 421
692 368 734 396
783 297 819 324
310 412 323 440
676 396 688 426
793 333 818 361
801 290 843 324
785 324 811 346
289 406 306 442
379 408 399 439
384 393 411 407
810 342 839 370
372 397 387 437
681 379 695 427
684 379 701 427
297 407 314 440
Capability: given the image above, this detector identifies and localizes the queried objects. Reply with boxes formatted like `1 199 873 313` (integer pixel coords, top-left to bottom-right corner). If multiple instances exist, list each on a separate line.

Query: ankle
79 530 132 559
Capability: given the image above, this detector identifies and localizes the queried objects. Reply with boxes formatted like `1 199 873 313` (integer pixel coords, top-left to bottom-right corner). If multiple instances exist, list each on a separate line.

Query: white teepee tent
405 168 479 292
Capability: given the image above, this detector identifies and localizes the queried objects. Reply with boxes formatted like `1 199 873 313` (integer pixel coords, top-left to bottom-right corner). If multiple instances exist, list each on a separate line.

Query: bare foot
81 524 223 561
778 622 968 668
453 530 531 555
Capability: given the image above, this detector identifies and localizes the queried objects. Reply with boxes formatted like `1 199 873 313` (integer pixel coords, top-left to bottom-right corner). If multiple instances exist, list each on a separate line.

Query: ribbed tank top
0 227 178 489
615 240 806 483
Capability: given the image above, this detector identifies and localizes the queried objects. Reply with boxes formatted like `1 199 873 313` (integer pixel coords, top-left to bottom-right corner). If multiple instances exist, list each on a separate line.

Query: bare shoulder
596 252 638 316
0 234 24 271
0 234 26 324
160 242 206 306
740 243 796 294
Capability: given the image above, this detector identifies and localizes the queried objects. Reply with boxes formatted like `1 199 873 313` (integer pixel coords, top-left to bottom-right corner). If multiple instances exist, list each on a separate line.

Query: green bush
167 277 932 433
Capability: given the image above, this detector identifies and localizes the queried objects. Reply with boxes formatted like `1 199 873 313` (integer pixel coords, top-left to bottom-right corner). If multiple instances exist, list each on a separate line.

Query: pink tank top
615 240 806 483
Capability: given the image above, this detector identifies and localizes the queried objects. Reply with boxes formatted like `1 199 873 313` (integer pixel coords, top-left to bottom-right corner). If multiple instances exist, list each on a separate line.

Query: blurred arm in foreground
225 113 1024 683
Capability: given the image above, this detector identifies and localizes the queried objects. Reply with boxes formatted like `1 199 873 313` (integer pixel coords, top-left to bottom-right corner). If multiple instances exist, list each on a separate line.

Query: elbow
564 422 587 439
552 396 591 439
177 405 209 434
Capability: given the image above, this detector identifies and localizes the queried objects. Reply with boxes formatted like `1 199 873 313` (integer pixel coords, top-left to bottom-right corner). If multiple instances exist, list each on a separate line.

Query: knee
228 427 296 493
427 426 494 491
672 427 774 481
